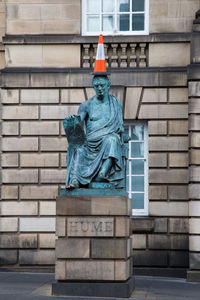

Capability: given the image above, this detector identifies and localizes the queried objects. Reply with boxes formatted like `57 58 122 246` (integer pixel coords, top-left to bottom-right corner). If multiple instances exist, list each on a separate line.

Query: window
82 0 149 36
124 122 148 216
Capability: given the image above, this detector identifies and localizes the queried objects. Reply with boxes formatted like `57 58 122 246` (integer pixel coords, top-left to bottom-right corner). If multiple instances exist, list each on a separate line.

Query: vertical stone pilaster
187 10 200 282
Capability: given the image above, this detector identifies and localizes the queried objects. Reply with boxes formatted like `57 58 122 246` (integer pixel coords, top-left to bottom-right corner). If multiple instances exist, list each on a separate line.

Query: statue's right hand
66 115 76 120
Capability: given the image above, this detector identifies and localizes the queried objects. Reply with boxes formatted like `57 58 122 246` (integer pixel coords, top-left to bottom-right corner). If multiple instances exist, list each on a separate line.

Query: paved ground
0 272 200 300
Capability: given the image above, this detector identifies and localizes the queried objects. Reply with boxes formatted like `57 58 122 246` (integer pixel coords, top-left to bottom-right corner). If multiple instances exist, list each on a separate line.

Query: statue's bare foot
66 179 79 189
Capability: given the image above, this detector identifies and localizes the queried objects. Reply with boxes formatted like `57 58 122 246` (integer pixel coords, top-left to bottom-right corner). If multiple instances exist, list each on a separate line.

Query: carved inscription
67 217 114 237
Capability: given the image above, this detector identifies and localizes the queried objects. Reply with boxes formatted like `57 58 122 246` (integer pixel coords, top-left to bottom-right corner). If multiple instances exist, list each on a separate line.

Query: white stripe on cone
96 44 105 60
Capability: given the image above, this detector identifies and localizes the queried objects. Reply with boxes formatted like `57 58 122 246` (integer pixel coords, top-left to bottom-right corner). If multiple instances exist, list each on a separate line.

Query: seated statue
63 75 127 189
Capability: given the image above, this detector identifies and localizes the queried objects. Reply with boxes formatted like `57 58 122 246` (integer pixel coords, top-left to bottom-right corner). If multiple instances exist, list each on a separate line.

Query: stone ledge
52 276 134 298
3 33 191 45
187 271 200 282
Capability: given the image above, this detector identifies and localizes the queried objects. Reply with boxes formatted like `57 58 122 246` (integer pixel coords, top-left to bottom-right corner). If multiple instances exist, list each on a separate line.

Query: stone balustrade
82 42 148 68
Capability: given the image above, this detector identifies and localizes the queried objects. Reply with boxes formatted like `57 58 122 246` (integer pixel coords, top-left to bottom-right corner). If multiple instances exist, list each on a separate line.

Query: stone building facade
0 0 200 281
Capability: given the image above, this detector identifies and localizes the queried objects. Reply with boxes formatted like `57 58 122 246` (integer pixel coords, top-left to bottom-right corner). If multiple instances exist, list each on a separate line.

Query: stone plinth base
52 277 134 298
187 271 200 282
53 189 134 298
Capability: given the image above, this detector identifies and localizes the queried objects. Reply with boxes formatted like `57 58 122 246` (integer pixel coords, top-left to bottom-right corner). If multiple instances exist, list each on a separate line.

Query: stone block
6 45 43 67
40 138 67 151
190 253 200 270
60 153 66 167
56 238 90 259
21 89 59 104
190 166 200 182
67 217 114 237
168 120 188 135
39 233 55 248
1 153 18 167
1 89 19 104
154 218 168 233
149 43 190 67
169 251 189 267
2 169 38 183
7 20 41 35
65 260 114 280
20 185 58 199
61 89 85 103
42 20 80 35
2 105 38 120
189 184 200 199
149 136 188 151
139 104 188 119
55 260 66 280
149 153 167 167
20 217 55 232
20 153 59 167
0 234 37 249
170 235 188 250
0 250 17 265
189 218 200 234
168 185 188 200
2 137 38 151
114 259 131 281
19 250 55 265
149 202 188 216
191 133 200 147
18 4 41 20
40 169 66 184
20 121 59 135
124 87 142 119
187 271 200 282
40 201 56 216
189 236 200 252
131 234 146 249
1 185 18 199
0 201 38 216
148 234 170 249
189 99 200 113
133 250 168 266
132 218 154 232
109 87 125 106
2 121 19 135
149 169 188 184
190 149 200 165
142 88 167 102
189 115 200 131
169 88 188 103
189 81 200 97
56 196 91 216
169 218 189 233
148 121 167 135
0 218 18 232
91 239 129 259
42 45 80 68
85 88 95 99
189 201 200 217
56 217 66 237
169 153 188 167
149 185 167 200
115 217 130 237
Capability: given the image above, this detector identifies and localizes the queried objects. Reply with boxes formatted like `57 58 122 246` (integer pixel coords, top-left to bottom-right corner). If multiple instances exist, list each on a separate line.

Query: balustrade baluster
139 43 147 67
120 43 128 68
82 44 91 68
111 44 119 68
130 43 137 67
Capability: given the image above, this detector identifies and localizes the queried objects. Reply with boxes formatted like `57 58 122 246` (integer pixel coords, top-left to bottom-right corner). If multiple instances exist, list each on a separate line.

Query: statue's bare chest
88 101 110 122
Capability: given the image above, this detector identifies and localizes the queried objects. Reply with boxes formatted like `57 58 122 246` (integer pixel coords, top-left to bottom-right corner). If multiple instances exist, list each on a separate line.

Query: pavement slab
0 272 200 300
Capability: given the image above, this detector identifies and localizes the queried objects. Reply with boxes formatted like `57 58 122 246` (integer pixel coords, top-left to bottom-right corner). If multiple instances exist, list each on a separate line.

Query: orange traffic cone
93 34 109 75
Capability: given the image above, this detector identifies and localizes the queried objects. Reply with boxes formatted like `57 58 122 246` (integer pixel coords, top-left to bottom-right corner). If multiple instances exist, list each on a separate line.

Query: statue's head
92 75 110 100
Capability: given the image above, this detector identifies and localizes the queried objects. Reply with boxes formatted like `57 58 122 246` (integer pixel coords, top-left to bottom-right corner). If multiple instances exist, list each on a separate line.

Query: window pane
131 160 144 175
118 0 130 12
87 0 100 13
103 0 114 12
118 14 130 31
132 14 144 30
131 176 144 191
132 193 144 209
87 16 100 32
132 124 144 140
103 15 114 31
132 0 144 12
131 142 144 158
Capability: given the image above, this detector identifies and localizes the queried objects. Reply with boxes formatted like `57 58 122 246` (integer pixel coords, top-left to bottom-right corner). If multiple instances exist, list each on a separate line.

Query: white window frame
82 0 149 36
125 121 148 216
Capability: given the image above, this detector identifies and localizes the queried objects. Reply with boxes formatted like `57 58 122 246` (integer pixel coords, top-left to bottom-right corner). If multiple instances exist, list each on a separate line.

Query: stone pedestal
52 189 134 298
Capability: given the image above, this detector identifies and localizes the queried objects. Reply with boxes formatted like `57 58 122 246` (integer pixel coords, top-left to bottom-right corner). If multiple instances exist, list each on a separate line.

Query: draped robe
65 95 125 187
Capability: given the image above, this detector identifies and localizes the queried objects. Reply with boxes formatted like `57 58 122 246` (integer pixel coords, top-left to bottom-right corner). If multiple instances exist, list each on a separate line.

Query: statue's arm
78 101 88 122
